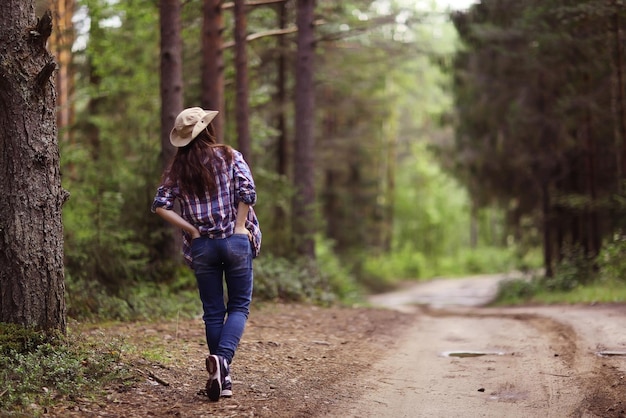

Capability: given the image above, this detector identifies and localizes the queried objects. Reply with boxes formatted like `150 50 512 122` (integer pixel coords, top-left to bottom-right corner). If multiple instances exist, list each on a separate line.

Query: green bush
361 244 533 292
253 244 362 306
361 245 426 292
598 234 626 283
494 277 539 303
65 268 200 322
545 245 595 292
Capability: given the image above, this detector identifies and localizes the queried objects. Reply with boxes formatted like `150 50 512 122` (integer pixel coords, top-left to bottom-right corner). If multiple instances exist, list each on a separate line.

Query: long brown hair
163 124 233 197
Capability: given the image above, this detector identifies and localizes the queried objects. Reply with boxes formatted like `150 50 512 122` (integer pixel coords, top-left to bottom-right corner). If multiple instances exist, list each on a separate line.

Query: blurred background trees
35 0 626 318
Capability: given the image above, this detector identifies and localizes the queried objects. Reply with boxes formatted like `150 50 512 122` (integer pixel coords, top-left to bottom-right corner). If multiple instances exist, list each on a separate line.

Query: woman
151 107 261 402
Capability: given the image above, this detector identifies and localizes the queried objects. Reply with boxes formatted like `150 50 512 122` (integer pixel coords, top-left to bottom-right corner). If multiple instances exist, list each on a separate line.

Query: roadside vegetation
3 0 626 416
494 237 626 305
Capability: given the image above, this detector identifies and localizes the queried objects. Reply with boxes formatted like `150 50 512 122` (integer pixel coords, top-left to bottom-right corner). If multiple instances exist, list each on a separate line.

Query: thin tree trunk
276 0 288 177
542 181 553 278
48 0 75 143
584 100 600 258
0 6 66 332
292 0 316 258
202 0 225 142
610 2 626 192
234 0 251 162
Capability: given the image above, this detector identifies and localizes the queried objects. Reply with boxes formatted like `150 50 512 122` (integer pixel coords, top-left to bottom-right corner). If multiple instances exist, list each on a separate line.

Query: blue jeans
191 234 253 364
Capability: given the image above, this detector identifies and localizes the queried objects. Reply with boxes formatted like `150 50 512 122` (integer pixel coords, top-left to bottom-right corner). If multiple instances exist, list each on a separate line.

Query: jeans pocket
228 234 252 257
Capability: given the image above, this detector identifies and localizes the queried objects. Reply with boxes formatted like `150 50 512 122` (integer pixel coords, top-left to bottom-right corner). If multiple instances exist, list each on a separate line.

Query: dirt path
47 275 626 418
327 275 626 418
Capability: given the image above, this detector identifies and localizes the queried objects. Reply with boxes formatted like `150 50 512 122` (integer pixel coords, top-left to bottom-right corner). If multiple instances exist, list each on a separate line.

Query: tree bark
292 0 316 258
0 5 66 332
202 0 225 142
609 2 626 192
159 0 184 262
160 0 183 172
276 1 288 178
47 0 75 144
234 0 251 162
541 181 553 278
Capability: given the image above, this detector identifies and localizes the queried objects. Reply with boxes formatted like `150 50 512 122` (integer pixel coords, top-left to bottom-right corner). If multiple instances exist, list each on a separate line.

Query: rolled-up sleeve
233 151 257 205
151 185 176 212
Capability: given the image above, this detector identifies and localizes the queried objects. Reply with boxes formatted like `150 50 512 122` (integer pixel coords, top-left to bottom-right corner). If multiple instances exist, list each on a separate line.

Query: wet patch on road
441 350 506 358
596 350 626 357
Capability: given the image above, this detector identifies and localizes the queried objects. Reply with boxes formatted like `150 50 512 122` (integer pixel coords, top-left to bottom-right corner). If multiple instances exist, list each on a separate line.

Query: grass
493 277 626 306
0 323 139 417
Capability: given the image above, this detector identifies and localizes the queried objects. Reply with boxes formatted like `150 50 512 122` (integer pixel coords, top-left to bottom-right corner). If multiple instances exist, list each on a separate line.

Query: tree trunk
541 181 553 278
202 0 225 142
292 0 316 258
470 202 478 249
584 99 600 258
47 0 75 144
609 2 626 192
0 5 66 333
159 0 184 262
276 0 288 177
234 0 251 162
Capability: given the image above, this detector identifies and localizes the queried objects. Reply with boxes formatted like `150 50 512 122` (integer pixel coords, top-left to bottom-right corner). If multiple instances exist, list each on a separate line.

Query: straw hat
169 107 219 147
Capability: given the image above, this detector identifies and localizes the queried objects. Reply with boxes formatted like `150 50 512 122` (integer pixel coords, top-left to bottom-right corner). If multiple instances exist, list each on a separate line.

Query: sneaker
205 355 222 402
220 356 232 398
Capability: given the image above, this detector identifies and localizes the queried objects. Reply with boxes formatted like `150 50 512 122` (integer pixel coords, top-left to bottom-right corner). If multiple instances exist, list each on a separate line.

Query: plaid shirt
151 148 261 266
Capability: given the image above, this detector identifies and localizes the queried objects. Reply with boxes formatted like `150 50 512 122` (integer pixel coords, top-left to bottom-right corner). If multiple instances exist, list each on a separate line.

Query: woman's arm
155 207 201 239
235 201 251 237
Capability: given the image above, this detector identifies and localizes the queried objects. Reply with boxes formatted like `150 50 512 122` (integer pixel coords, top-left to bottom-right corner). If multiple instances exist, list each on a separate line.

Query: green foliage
494 277 539 304
253 239 363 306
494 237 626 305
314 236 364 304
447 0 626 278
362 244 531 292
362 246 427 292
65 268 200 322
0 325 136 415
545 246 595 292
597 233 626 283
394 142 472 259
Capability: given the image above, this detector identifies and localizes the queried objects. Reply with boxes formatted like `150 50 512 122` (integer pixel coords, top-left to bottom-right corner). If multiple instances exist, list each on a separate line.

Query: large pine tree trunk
159 0 184 262
293 0 316 258
0 5 66 332
234 0 251 162
202 0 224 142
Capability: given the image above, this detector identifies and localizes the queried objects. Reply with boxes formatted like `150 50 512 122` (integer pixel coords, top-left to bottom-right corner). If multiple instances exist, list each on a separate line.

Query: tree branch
223 26 298 49
223 0 288 10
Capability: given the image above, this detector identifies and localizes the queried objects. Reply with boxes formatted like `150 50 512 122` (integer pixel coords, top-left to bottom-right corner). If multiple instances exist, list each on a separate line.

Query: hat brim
169 110 219 147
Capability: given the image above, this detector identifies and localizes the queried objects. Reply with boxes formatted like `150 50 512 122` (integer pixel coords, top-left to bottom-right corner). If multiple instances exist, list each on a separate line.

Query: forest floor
47 275 626 418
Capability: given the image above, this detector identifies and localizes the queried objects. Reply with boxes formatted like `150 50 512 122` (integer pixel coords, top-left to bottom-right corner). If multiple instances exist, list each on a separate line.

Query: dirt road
48 274 626 418
327 274 626 418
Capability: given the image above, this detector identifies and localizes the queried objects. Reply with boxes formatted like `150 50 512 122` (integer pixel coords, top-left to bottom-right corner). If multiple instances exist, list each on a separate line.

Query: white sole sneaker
205 355 222 401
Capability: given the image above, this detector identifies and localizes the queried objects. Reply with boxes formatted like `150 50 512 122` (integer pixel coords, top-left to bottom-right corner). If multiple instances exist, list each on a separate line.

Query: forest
2 0 626 322
2 0 626 414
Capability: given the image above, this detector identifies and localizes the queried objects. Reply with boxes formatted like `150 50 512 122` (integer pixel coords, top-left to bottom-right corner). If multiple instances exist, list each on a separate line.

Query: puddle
596 351 626 357
488 391 528 402
441 350 506 358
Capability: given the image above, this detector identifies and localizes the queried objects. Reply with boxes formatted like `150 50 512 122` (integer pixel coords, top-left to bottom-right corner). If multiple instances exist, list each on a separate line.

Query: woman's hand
190 228 201 240
235 225 252 240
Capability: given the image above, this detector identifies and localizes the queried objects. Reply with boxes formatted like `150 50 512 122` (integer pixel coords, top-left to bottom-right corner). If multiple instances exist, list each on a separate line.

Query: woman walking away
151 107 261 402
